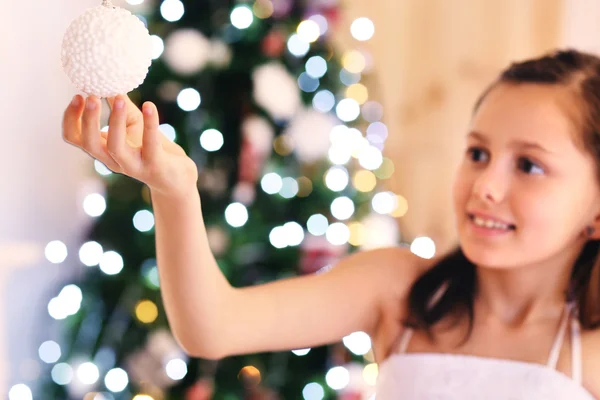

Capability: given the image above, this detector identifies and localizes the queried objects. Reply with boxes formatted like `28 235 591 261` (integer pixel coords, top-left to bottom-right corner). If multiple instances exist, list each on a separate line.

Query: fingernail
114 98 124 110
143 104 152 116
71 95 80 107
86 98 97 110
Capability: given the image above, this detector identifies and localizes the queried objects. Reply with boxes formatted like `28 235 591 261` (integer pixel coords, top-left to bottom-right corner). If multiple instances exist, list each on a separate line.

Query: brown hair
407 49 600 338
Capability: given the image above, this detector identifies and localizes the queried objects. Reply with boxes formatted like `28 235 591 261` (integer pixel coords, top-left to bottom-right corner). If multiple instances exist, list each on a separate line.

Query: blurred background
1 0 599 398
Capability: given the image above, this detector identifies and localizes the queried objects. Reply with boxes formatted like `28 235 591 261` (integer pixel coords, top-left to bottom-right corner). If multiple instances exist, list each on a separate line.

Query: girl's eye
518 157 544 175
467 147 489 163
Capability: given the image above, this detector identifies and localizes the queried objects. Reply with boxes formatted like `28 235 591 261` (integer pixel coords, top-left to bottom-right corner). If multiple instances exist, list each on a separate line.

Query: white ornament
241 116 274 156
164 28 211 75
61 0 153 98
284 108 337 163
253 62 301 121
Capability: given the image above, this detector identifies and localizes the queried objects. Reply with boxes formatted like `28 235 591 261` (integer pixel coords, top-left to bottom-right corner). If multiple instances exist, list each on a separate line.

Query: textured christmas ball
61 1 153 98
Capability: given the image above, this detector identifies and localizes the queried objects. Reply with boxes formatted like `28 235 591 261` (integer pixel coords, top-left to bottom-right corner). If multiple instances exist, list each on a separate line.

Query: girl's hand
62 94 198 198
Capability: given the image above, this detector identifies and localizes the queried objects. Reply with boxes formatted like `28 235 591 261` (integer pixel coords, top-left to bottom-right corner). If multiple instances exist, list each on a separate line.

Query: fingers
106 95 142 173
141 102 163 162
81 96 103 154
62 95 84 146
73 95 121 172
106 93 142 120
63 94 166 178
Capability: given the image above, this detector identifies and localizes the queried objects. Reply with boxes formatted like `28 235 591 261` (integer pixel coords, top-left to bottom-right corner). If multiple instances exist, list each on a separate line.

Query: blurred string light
350 17 375 41
371 192 396 214
336 98 360 122
160 0 184 22
51 363 73 385
391 195 409 217
298 72 319 93
177 88 201 111
225 202 249 227
253 0 274 19
342 50 366 73
345 83 368 104
104 368 129 392
326 222 350 245
379 158 396 177
358 145 383 170
340 69 361 85
150 35 164 59
306 56 327 78
343 331 372 355
79 241 103 267
353 170 377 192
325 366 349 390
135 300 158 323
331 197 354 220
303 382 324 400
77 362 100 385
307 214 328 236
292 348 311 356
287 34 310 57
39 341 62 364
297 20 321 43
362 101 384 122
363 364 379 386
366 121 388 144
200 129 224 151
296 176 313 197
133 210 155 232
411 236 436 259
279 177 299 198
141 259 160 289
8 384 32 400
99 251 124 275
231 5 253 29
136 14 149 28
85 393 114 400
94 160 112 176
261 172 283 194
324 166 349 192
308 14 328 35
269 222 304 248
45 240 68 264
348 221 365 246
166 358 188 380
160 123 177 141
313 90 335 113
83 193 107 217
47 284 83 320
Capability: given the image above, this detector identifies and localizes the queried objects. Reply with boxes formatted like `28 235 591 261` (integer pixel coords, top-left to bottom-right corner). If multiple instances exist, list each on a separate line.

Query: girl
62 49 600 398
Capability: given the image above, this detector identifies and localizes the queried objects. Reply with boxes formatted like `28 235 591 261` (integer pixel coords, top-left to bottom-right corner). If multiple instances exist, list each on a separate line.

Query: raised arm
62 93 423 360
152 186 422 359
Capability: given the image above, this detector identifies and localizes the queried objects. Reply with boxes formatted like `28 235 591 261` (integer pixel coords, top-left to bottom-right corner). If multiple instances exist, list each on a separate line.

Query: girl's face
452 83 600 269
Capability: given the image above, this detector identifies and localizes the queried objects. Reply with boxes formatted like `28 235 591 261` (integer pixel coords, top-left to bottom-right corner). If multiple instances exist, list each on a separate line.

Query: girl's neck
473 248 579 326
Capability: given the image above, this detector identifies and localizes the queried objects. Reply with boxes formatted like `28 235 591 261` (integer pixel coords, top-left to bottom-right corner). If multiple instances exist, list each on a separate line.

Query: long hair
406 49 600 338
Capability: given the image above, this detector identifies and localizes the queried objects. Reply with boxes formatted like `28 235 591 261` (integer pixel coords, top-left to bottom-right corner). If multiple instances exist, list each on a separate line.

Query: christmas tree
31 0 402 398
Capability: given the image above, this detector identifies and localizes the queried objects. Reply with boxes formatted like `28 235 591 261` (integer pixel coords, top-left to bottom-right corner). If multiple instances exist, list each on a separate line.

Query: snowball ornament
61 0 153 98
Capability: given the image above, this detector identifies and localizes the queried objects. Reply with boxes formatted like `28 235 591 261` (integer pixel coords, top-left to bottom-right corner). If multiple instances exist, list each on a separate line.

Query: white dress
375 302 596 399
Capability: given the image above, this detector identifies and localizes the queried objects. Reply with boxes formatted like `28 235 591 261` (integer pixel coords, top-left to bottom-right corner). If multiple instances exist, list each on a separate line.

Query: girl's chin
459 242 517 270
